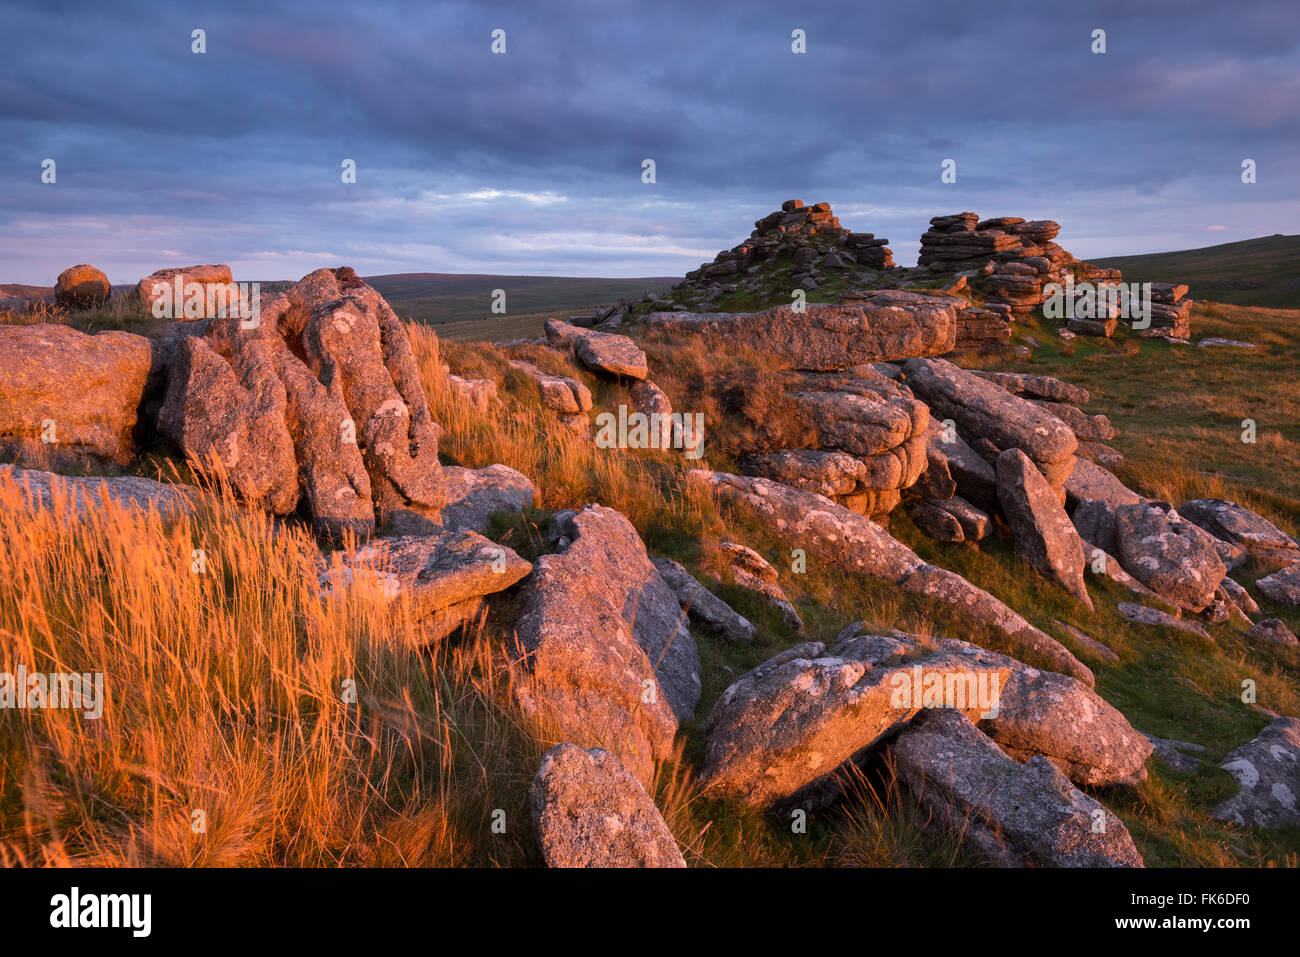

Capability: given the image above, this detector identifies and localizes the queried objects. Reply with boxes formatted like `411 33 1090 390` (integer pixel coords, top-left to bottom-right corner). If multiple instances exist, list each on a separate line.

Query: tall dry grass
0 471 542 867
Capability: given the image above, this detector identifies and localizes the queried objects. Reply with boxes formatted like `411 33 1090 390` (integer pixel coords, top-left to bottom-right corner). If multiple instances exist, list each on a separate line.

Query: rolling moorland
0 205 1297 868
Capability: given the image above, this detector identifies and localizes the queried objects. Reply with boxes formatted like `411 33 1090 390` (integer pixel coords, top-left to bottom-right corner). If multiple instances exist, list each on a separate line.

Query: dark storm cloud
1 0 1296 282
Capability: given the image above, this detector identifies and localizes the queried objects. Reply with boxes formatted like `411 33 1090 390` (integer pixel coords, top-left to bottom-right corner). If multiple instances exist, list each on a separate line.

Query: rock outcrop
529 743 685 868
510 506 698 785
135 264 240 319
159 267 446 539
545 318 648 380
0 324 152 467
643 296 959 371
318 530 531 642
1113 502 1227 613
892 708 1143 867
996 448 1093 608
689 469 1093 684
1178 499 1300 566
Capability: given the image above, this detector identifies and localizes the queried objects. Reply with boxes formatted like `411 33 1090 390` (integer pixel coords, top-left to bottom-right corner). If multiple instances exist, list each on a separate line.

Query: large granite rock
1113 502 1227 613
892 709 1143 867
688 470 1093 685
697 635 1010 809
643 297 958 371
545 318 648 379
1212 718 1300 830
318 530 531 641
511 505 698 785
996 448 1092 608
0 324 152 467
54 264 110 309
438 464 534 535
529 743 685 868
135 264 238 318
1178 499 1300 566
159 267 446 539
903 357 1077 493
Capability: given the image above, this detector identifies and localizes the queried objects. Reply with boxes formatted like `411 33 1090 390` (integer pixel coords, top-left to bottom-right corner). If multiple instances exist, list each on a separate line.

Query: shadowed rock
1257 564 1300 608
652 557 755 643
997 448 1093 608
1213 718 1300 829
892 709 1143 867
529 743 685 867
1179 498 1300 565
438 464 534 535
1 464 196 520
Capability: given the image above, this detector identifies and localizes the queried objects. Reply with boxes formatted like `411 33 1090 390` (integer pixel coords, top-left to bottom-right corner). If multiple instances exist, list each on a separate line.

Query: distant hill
1091 235 1300 309
364 273 678 328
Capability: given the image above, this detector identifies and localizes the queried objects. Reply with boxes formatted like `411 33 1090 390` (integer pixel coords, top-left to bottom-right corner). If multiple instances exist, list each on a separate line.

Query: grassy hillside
1092 235 1300 309
366 273 678 331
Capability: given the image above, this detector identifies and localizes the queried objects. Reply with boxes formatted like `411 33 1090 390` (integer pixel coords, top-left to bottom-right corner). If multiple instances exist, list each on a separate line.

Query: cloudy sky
2 0 1297 283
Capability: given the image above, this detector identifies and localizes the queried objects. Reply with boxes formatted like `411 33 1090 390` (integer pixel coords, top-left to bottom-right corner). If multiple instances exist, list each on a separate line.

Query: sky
1 0 1297 283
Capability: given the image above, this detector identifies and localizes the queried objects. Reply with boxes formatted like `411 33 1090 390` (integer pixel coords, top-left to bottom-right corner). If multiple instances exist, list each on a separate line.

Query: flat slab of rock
689 470 1093 685
1117 601 1210 638
971 371 1089 405
1213 717 1300 829
1 464 196 520
546 318 648 379
996 448 1093 609
0 325 152 467
643 297 958 371
529 743 685 868
319 530 531 640
1179 498 1300 565
892 709 1143 867
1114 503 1226 612
698 636 1010 809
652 558 755 643
1256 564 1300 608
511 506 698 785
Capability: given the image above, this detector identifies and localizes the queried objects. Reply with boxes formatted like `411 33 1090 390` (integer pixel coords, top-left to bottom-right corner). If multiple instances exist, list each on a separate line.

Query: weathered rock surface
1256 564 1300 608
0 324 152 467
1113 502 1227 612
438 464 534 535
892 709 1143 867
903 357 1077 492
643 297 958 371
652 557 755 643
1213 717 1300 829
511 506 698 784
135 264 239 318
529 743 685 868
546 318 648 379
689 470 1093 684
718 542 804 634
1117 601 1210 638
318 530 531 641
54 264 110 309
446 374 497 414
697 635 1009 809
972 371 1089 406
1248 618 1298 646
996 449 1093 608
159 269 446 539
507 359 592 436
1 464 197 520
1178 499 1300 565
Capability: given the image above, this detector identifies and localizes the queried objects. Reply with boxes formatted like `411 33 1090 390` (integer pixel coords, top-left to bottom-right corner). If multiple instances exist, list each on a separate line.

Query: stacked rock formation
918 213 1124 342
672 200 893 302
159 267 446 539
1147 282 1194 339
